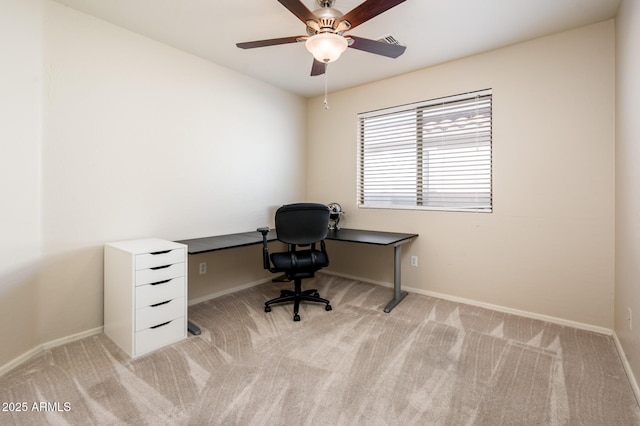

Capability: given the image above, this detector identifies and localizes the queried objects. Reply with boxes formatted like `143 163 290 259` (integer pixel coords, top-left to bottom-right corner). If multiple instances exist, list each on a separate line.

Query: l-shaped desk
176 228 418 335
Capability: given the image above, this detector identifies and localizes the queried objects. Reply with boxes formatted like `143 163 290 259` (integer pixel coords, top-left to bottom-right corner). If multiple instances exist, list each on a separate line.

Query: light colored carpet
1 274 639 425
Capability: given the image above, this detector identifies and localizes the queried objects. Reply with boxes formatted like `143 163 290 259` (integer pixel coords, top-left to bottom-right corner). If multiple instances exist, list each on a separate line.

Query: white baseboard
322 270 613 335
188 277 273 306
323 270 394 289
1 277 274 376
613 332 640 405
0 326 103 377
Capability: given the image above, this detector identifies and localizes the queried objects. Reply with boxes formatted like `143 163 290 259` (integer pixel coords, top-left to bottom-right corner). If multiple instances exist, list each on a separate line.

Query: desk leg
384 244 409 313
188 321 201 336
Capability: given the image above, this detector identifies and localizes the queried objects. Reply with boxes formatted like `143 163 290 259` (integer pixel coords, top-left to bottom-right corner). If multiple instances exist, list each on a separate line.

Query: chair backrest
275 203 330 246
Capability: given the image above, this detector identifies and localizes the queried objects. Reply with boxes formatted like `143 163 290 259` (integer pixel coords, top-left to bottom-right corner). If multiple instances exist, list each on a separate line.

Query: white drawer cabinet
104 238 187 358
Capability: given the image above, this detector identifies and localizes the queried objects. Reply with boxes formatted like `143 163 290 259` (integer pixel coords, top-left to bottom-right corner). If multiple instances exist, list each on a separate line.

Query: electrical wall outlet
199 262 207 275
410 256 418 267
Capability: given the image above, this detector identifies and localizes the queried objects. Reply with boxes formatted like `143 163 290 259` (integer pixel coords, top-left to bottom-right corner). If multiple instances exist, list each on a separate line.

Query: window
357 89 492 212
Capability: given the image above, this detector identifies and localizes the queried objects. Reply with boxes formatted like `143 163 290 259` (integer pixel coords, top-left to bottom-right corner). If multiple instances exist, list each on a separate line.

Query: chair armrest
257 227 271 269
321 240 329 267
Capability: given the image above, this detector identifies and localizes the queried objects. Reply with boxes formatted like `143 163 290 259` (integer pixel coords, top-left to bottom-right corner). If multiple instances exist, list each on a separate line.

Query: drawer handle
151 321 171 329
151 300 171 308
150 250 171 255
150 264 171 270
151 279 171 286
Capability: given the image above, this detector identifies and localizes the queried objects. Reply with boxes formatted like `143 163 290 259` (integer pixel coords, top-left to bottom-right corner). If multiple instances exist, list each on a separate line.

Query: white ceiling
51 0 620 98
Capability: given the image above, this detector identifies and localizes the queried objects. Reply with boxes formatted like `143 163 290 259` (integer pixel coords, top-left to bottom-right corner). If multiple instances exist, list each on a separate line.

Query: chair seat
270 249 328 272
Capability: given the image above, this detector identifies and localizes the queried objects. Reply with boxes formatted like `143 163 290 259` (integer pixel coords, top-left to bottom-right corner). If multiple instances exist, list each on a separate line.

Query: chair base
265 278 331 321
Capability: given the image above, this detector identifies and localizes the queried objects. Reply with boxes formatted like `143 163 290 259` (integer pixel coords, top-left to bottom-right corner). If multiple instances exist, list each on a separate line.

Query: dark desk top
326 228 417 246
176 230 277 255
177 228 417 255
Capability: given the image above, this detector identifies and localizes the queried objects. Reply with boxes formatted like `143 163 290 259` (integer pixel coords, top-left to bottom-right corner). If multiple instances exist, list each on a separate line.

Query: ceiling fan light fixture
305 33 348 63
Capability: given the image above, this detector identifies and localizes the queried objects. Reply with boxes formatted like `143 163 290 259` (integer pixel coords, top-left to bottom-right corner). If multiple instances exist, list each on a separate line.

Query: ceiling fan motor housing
306 1 350 36
317 0 336 7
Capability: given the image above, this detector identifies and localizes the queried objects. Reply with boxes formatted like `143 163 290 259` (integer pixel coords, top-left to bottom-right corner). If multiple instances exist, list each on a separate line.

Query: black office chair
257 203 332 321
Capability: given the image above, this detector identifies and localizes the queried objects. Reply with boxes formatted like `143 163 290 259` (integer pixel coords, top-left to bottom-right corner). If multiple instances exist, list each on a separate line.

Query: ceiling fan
236 0 407 76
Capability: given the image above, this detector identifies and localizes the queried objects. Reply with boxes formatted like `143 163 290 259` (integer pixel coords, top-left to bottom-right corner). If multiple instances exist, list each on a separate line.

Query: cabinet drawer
136 277 185 308
136 297 185 331
136 248 185 270
135 318 186 356
135 263 184 286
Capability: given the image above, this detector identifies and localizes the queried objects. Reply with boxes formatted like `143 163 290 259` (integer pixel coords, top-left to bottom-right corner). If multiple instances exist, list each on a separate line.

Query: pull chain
323 63 329 110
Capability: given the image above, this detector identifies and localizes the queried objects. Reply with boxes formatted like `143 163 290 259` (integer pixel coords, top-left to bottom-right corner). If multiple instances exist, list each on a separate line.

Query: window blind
357 89 492 212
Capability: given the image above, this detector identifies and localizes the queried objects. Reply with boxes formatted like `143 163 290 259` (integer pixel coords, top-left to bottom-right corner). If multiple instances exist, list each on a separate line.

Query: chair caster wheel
265 306 271 313
293 314 300 321
326 304 332 311
313 292 320 298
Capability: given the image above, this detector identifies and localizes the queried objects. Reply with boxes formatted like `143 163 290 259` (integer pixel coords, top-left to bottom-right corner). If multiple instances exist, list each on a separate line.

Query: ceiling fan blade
310 59 327 76
339 0 406 30
278 0 317 24
348 36 406 58
236 36 304 49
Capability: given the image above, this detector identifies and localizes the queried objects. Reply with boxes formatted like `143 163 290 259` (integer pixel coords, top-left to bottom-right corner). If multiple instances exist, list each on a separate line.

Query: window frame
357 89 493 213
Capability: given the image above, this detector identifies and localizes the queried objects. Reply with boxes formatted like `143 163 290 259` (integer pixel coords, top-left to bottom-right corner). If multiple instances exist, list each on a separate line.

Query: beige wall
188 245 274 303
308 20 616 329
0 0 42 365
0 0 42 369
0 0 307 369
615 0 640 388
